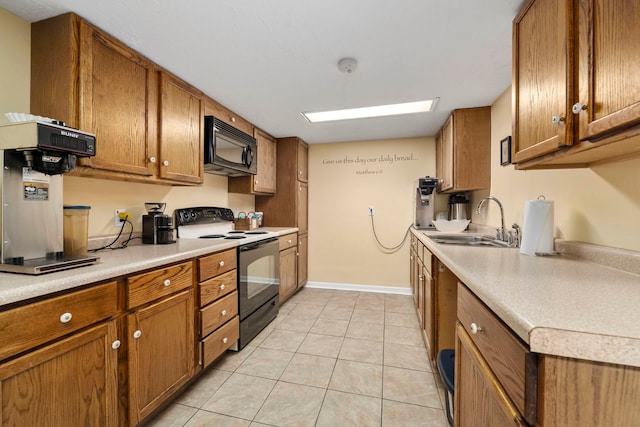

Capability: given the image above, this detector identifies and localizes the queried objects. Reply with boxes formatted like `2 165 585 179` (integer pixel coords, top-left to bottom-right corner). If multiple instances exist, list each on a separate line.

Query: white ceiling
0 0 524 144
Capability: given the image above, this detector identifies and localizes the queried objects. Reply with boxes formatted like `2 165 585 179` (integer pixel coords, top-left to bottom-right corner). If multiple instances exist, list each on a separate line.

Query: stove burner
245 231 268 235
228 231 245 234
199 234 226 239
225 236 247 239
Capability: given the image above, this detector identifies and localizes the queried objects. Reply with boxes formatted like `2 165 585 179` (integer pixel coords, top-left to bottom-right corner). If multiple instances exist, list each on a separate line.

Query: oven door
237 237 279 319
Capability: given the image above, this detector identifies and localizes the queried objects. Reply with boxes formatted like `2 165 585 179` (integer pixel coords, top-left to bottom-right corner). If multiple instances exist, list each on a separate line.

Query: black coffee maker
142 203 174 244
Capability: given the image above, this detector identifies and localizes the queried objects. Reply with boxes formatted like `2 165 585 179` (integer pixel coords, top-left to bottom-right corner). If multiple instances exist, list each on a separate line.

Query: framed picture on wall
500 136 512 166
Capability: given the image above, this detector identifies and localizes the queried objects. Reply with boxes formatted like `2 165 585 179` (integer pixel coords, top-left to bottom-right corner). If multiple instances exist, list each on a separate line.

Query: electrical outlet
114 209 129 227
368 206 374 216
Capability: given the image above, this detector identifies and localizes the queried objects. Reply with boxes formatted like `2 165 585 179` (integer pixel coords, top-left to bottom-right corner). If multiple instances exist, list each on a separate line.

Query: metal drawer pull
112 340 121 349
470 323 483 334
59 312 73 323
163 279 171 287
221 310 227 316
222 337 228 344
220 284 226 290
133 330 142 339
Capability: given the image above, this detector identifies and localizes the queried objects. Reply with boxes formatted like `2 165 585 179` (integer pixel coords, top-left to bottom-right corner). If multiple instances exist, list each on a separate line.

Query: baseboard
304 281 412 295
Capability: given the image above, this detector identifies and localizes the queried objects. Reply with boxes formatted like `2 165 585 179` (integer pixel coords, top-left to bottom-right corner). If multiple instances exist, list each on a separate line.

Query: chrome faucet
476 196 506 242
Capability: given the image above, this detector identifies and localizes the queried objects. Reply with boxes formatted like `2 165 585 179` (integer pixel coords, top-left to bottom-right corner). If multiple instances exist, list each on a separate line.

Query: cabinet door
440 116 453 191
78 20 157 176
575 0 640 140
0 321 119 427
297 233 308 288
279 246 298 303
455 324 528 427
297 139 309 183
297 182 308 234
128 289 195 425
158 73 204 184
423 269 434 360
513 0 575 163
254 129 277 193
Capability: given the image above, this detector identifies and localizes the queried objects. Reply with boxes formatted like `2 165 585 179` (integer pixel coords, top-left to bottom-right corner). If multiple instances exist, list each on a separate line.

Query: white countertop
413 228 640 367
0 227 296 308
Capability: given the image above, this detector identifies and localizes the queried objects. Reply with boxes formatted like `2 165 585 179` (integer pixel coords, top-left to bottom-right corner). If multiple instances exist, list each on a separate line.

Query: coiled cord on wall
369 214 412 253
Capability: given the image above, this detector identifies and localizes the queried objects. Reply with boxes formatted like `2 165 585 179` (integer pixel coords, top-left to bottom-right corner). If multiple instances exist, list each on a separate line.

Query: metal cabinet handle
162 160 169 166
133 330 142 339
551 115 565 124
60 312 72 323
572 102 587 114
470 323 483 334
163 279 171 287
149 156 157 163
112 340 121 349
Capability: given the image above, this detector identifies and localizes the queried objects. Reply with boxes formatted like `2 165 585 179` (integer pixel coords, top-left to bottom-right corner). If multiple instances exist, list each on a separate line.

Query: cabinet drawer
0 281 118 361
201 315 239 368
279 233 297 250
457 283 537 424
198 249 236 282
199 269 237 307
127 261 193 308
200 291 238 337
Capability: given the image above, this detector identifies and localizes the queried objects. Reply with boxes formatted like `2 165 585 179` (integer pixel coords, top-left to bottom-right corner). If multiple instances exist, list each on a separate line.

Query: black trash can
437 349 455 426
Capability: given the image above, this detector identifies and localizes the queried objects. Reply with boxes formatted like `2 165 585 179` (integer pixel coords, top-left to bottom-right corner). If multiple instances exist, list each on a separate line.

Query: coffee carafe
142 202 174 244
448 193 469 220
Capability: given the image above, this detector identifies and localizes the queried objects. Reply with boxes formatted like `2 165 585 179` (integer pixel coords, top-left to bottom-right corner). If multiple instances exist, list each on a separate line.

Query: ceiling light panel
302 100 437 123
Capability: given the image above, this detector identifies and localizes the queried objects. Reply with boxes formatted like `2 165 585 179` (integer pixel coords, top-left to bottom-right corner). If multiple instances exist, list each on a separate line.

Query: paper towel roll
520 199 554 256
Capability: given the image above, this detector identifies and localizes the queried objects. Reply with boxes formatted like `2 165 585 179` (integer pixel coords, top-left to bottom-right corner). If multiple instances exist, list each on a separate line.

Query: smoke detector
337 58 358 74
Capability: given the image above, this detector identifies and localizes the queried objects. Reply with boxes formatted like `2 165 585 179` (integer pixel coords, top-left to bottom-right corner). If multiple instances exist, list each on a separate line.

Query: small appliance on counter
414 176 440 229
448 193 469 221
142 202 175 244
0 119 99 274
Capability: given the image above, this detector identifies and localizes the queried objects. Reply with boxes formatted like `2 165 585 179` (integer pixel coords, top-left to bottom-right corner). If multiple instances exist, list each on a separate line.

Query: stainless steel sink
424 233 510 248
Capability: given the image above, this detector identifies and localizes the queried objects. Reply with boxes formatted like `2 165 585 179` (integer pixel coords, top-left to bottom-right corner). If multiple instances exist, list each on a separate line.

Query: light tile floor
148 288 449 427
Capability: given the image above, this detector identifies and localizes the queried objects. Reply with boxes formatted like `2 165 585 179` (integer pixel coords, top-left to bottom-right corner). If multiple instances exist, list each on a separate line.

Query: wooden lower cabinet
455 324 527 427
127 289 195 425
0 320 120 426
297 233 308 288
279 234 298 303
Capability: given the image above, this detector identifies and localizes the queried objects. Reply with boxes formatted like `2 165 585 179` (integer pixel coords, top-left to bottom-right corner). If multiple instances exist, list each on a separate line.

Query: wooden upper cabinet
575 0 640 141
436 107 490 193
513 0 640 169
228 128 277 195
512 0 574 164
297 140 309 183
158 73 203 184
31 13 204 185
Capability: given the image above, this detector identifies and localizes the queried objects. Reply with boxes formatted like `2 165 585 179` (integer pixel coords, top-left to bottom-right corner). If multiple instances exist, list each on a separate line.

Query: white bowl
432 219 470 233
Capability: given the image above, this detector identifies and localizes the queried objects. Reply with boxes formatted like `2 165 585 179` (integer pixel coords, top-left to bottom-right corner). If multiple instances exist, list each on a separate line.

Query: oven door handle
240 242 261 252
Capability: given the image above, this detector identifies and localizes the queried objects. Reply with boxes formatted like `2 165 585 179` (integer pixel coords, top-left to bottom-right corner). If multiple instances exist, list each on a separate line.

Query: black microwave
204 115 257 176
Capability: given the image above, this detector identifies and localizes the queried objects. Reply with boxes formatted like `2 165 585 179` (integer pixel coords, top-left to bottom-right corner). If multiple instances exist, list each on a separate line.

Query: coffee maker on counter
414 176 440 229
142 202 175 244
0 119 100 274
